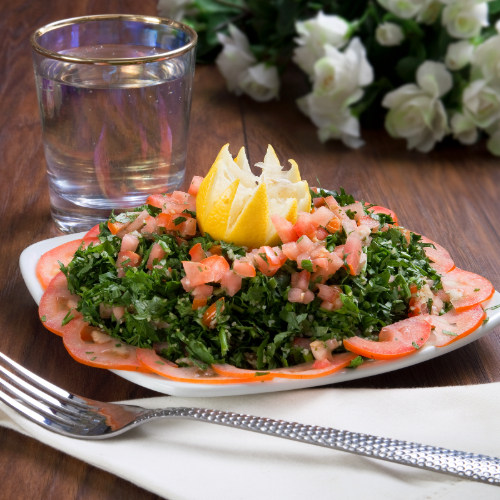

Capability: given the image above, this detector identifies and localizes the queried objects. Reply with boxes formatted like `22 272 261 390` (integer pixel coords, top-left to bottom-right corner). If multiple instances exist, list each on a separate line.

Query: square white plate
20 233 500 397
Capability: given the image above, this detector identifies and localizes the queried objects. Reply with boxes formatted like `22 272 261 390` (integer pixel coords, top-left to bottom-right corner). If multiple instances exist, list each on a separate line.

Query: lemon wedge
196 144 311 248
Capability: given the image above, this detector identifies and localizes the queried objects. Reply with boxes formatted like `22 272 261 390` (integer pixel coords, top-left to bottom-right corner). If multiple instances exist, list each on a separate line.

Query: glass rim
30 14 198 65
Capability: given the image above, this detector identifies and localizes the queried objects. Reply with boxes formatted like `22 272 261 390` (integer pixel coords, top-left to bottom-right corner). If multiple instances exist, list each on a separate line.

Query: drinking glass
31 15 197 233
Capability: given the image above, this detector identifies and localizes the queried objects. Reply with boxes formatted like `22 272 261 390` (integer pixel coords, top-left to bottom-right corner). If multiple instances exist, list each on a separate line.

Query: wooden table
1 1 499 498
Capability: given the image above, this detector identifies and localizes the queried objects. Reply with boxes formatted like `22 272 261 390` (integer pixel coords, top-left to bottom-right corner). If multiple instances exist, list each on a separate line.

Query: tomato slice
343 317 431 359
84 224 100 238
268 352 358 379
136 349 265 384
211 364 275 380
441 268 494 311
38 272 83 336
63 319 150 372
420 236 455 275
421 305 486 347
36 237 99 289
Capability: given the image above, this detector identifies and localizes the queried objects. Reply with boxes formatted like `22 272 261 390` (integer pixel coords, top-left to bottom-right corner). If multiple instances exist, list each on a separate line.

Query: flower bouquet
158 0 500 154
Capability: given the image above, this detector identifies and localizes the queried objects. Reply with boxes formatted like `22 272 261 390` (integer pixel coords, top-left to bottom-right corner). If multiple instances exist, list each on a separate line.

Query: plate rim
20 232 500 397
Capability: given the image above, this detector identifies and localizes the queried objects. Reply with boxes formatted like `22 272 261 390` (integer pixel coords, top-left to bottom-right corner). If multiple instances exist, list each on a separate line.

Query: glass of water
31 15 197 233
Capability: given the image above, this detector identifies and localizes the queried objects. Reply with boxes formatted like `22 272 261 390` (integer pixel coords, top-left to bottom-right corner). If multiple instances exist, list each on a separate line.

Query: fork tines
0 352 106 437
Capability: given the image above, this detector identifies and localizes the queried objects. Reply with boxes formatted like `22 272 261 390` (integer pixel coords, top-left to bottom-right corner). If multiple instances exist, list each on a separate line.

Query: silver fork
1 351 499 487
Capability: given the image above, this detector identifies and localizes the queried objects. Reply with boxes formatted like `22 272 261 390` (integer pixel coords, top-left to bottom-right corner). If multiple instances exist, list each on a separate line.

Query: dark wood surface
1 1 499 499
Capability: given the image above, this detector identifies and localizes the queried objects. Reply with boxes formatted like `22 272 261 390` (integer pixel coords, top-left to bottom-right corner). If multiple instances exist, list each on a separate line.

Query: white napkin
1 383 499 499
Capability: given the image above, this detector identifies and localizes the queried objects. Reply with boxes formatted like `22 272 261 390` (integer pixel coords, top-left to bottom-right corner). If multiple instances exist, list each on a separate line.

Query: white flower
293 11 350 76
237 63 280 102
297 38 373 149
445 40 474 70
215 24 256 94
471 34 500 87
441 2 489 39
298 96 364 148
416 1 443 24
487 127 500 155
157 0 191 21
450 112 478 144
377 0 430 19
462 79 500 128
382 61 452 152
376 22 405 46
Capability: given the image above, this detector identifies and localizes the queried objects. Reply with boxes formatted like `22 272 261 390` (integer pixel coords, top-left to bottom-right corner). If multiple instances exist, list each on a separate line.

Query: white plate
20 232 500 397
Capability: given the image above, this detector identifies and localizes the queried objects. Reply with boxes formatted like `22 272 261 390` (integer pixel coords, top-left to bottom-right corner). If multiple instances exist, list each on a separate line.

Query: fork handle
144 407 500 486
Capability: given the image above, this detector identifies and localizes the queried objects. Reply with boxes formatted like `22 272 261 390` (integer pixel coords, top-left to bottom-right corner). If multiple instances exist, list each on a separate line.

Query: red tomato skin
39 272 83 336
84 224 100 238
63 319 150 372
441 268 494 311
36 237 99 289
368 205 399 225
343 317 431 360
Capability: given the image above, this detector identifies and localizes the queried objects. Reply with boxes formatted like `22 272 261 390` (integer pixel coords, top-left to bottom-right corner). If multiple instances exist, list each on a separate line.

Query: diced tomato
63 319 151 372
202 298 225 328
368 205 399 225
117 251 141 269
209 245 223 256
181 276 194 292
260 246 281 266
296 235 316 254
147 193 170 209
341 202 365 221
147 243 166 270
179 217 197 237
36 237 100 289
313 197 325 208
311 206 334 227
136 348 258 384
220 270 242 296
325 216 342 234
120 234 139 253
200 255 230 282
189 243 206 262
420 236 455 275
288 288 305 303
343 232 363 275
84 224 100 238
441 268 494 311
291 270 311 292
192 284 213 299
358 215 380 232
157 212 191 231
271 214 298 243
421 305 486 347
233 259 256 278
125 210 150 234
108 220 130 235
282 242 301 261
293 213 318 239
324 196 338 210
316 284 342 305
171 190 192 204
252 250 281 277
343 317 431 359
38 272 83 336
182 261 214 287
211 364 275 380
192 298 207 310
268 352 358 379
188 176 204 197
141 215 158 235
316 228 329 240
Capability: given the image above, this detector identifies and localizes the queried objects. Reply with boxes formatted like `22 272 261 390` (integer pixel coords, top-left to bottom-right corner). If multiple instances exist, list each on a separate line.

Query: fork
1 352 499 487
